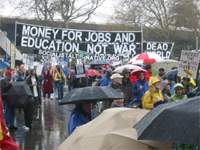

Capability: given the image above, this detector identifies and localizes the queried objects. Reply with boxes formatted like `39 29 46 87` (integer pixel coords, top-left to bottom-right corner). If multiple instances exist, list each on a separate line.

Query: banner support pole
196 36 199 51
141 24 144 53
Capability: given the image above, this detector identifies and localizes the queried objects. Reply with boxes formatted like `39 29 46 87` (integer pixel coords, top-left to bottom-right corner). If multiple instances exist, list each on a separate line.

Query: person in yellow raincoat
142 77 164 109
54 66 65 100
184 68 196 87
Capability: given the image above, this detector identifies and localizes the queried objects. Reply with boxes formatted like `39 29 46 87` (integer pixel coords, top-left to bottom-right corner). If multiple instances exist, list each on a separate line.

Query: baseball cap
174 83 184 89
110 73 123 80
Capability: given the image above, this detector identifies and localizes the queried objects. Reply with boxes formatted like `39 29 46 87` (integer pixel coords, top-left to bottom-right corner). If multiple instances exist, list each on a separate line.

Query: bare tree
113 0 176 40
172 0 200 32
14 0 105 23
34 0 57 21
112 1 143 26
57 0 105 24
14 0 56 20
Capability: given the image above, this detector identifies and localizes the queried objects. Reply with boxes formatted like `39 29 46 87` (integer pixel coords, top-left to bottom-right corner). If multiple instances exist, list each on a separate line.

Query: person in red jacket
42 69 54 99
4 67 13 81
0 92 19 150
144 64 152 81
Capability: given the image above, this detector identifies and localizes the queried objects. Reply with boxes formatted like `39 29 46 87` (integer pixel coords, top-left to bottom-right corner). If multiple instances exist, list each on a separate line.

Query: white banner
178 50 200 79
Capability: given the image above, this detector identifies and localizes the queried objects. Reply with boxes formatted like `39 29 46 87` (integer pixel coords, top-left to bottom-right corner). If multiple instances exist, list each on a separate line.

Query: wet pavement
10 98 71 150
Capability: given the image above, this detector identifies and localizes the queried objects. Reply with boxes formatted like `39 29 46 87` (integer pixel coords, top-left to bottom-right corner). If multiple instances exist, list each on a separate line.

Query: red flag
0 93 19 150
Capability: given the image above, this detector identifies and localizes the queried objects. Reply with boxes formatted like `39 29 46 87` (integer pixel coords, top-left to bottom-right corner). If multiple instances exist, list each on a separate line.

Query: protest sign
75 64 86 78
178 50 200 79
36 64 43 76
15 22 142 63
143 42 174 59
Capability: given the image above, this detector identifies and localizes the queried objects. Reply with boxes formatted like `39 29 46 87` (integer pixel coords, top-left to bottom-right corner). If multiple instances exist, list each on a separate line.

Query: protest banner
15 22 142 63
143 41 174 59
178 50 200 79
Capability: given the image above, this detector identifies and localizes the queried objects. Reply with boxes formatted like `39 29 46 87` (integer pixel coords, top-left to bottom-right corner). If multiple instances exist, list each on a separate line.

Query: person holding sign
54 66 65 100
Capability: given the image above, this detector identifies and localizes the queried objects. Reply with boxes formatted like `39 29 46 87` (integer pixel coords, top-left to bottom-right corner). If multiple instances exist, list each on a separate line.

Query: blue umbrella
0 61 10 69
163 69 178 81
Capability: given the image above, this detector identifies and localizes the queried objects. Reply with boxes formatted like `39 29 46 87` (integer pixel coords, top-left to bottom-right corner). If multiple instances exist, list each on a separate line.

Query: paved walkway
11 98 71 150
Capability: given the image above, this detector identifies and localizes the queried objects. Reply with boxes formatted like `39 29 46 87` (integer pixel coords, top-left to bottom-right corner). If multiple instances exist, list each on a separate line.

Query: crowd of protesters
0 63 72 149
0 64 71 133
67 63 199 150
93 64 198 110
0 61 198 149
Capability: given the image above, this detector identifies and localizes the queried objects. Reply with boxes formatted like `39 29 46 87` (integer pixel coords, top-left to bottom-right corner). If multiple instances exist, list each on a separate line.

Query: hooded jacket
68 106 91 135
142 77 164 109
171 83 188 101
132 79 149 103
98 75 111 86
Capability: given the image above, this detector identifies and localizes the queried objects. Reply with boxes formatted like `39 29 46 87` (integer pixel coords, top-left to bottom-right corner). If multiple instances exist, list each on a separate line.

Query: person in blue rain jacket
132 71 149 107
97 71 112 86
68 102 91 135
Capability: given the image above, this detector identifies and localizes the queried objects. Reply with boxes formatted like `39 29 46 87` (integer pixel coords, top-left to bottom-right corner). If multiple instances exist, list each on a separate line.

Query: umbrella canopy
131 68 147 74
110 61 121 67
163 69 178 81
5 81 33 107
85 69 102 77
134 96 200 145
129 52 163 65
152 59 179 73
113 64 142 73
129 68 148 84
6 81 32 97
57 108 172 150
59 86 124 105
0 61 10 70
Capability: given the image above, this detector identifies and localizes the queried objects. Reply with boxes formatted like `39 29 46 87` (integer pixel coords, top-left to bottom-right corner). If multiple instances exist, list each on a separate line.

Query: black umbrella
134 97 200 145
163 69 178 81
6 81 33 107
59 86 124 105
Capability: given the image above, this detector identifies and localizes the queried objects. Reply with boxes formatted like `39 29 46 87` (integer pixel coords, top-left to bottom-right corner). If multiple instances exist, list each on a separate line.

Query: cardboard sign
75 64 86 78
15 22 142 63
178 50 200 79
143 42 174 59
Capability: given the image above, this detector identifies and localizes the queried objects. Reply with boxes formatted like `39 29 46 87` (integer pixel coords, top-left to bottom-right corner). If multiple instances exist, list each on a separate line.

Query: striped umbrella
129 52 163 65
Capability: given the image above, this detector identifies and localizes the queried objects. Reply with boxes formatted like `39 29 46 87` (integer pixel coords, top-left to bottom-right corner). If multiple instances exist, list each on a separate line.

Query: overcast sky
0 0 116 24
